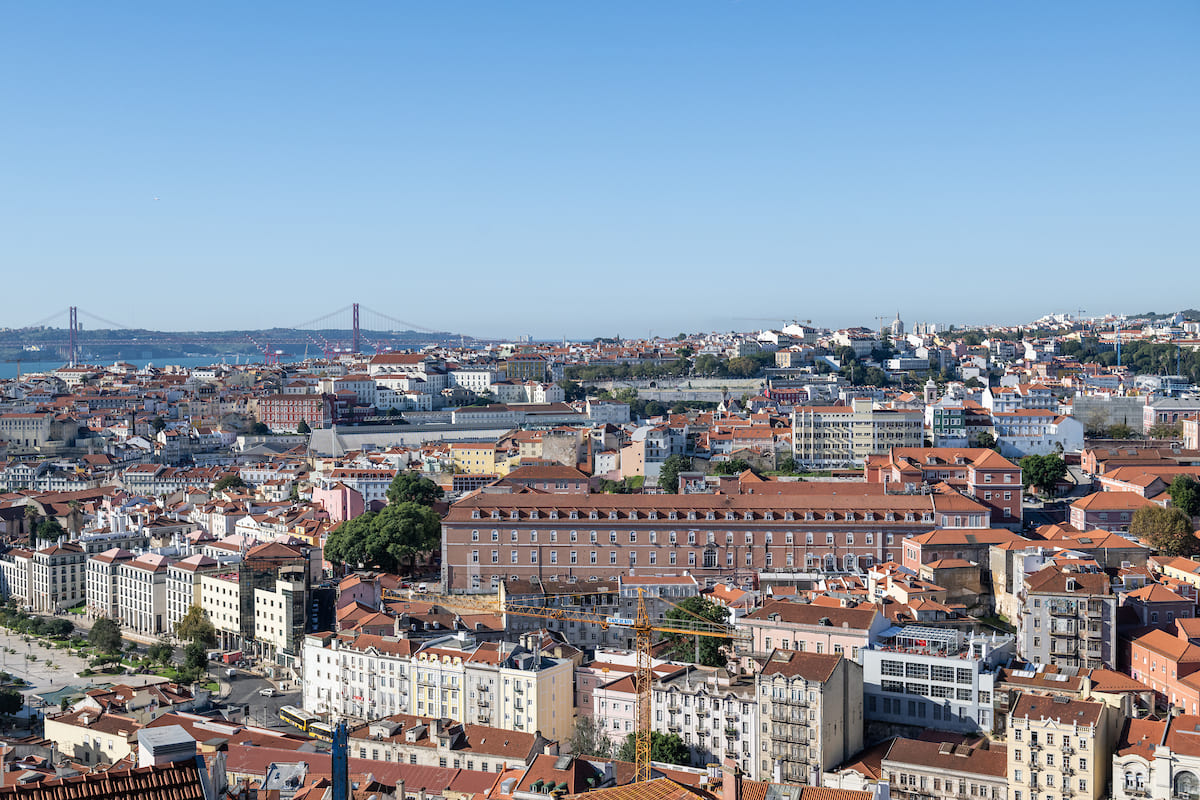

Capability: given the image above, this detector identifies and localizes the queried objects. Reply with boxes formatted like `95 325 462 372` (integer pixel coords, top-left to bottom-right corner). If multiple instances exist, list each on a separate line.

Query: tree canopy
569 715 614 759
323 501 441 574
148 636 175 665
663 596 730 667
213 474 246 493
1169 475 1200 519
657 455 692 494
182 641 209 681
616 732 690 766
1131 505 1199 557
711 459 752 477
296 419 311 434
386 472 445 507
777 456 800 475
176 605 218 648
36 517 65 543
0 687 22 717
88 617 123 655
1019 454 1068 495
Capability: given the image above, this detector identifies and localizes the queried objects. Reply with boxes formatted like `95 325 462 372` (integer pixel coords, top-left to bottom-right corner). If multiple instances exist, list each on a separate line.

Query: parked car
259 687 280 697
417 583 428 593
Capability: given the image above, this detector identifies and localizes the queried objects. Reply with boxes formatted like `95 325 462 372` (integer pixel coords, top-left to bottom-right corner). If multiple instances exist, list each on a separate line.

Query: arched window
1122 768 1146 791
1176 771 1199 800
843 554 857 572
824 554 837 573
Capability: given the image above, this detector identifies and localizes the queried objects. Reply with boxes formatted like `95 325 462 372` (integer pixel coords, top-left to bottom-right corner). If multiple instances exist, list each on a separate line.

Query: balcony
724 727 738 738
1048 603 1075 617
477 698 489 708
513 683 524 694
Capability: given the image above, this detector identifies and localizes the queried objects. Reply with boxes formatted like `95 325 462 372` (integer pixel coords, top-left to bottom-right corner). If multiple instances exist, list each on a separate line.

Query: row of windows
470 529 889 546
471 508 931 522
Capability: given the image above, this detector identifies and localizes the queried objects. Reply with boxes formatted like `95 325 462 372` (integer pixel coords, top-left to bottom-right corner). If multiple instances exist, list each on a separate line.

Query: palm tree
66 500 83 538
23 505 39 541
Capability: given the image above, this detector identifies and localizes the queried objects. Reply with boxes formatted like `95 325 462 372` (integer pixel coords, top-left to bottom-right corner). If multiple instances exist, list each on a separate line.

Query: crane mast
403 587 743 782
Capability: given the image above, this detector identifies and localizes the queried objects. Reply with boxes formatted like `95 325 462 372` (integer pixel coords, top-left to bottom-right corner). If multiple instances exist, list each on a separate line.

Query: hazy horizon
3 3 1196 339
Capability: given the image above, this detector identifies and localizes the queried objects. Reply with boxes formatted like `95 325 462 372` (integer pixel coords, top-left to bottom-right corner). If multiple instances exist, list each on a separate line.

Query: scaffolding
879 625 962 656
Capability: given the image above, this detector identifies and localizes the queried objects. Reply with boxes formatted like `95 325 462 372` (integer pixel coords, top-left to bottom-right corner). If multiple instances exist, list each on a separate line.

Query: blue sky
1 2 1196 339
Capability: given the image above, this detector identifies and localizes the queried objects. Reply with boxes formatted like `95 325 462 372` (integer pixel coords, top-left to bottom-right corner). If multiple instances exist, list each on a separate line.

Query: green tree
777 456 799 475
249 421 271 436
45 619 73 638
148 636 175 665
557 380 586 403
296 419 311 434
176 605 218 648
23 504 40 538
182 641 209 679
663 597 730 667
36 517 65 544
0 687 22 717
975 432 997 451
616 732 690 766
213 474 246 493
1130 505 1199 557
386 472 445 507
725 357 761 378
1169 475 1200 519
711 459 752 476
1107 423 1138 439
1149 421 1184 440
1019 454 1068 495
964 376 983 389
569 714 614 758
657 455 692 494
88 617 123 655
323 502 441 574
150 416 167 434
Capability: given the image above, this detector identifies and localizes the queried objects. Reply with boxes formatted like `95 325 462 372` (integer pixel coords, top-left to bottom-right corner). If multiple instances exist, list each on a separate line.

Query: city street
221 667 303 730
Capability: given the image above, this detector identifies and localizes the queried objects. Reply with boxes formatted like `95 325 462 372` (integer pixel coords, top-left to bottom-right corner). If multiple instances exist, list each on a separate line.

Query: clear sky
1 2 1196 339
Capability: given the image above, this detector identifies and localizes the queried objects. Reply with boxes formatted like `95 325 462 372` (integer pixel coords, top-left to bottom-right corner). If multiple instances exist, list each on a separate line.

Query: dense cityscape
1 310 1200 800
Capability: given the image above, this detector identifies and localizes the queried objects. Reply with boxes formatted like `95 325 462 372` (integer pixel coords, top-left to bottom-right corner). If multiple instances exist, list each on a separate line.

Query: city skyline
2 2 1197 337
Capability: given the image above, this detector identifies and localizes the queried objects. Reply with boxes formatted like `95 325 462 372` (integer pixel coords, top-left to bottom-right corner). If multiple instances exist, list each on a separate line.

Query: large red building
258 393 333 432
440 483 991 593
866 447 1023 528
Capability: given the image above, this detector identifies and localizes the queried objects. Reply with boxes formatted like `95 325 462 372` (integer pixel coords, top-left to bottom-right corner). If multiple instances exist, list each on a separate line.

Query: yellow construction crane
403 587 743 783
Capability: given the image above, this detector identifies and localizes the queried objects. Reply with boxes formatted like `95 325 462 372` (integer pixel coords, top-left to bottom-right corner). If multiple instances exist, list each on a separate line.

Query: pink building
738 599 890 669
311 481 365 524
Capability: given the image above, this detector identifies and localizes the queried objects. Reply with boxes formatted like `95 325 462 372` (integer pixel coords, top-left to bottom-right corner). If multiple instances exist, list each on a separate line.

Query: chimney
395 780 405 800
1080 675 1093 699
721 759 741 800
418 790 426 800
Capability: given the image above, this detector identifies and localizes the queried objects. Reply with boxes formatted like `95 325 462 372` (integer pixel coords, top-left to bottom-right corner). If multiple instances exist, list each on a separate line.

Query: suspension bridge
1 303 467 366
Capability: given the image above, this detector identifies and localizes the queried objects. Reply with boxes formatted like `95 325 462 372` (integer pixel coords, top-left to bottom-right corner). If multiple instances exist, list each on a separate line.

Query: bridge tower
68 306 78 366
352 302 360 354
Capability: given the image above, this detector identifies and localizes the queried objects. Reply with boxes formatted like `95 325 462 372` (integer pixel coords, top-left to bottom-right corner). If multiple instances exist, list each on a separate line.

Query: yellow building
451 443 499 476
1155 556 1200 591
1007 693 1116 800
451 443 518 477
44 710 139 766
